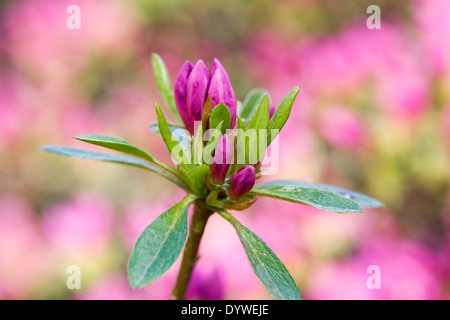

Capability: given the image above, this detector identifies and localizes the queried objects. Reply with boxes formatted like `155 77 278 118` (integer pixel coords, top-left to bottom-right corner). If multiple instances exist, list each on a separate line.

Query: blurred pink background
1 0 450 299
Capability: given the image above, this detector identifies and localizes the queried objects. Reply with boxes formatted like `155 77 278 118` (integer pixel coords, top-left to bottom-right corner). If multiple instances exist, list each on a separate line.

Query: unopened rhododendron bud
174 58 236 135
212 134 233 185
174 60 210 135
228 165 256 200
208 59 236 128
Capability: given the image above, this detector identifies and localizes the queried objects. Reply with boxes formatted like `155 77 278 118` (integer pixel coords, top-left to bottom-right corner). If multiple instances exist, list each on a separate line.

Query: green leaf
191 122 203 167
149 122 185 136
239 88 269 121
156 103 190 170
73 134 190 189
74 134 156 163
244 95 270 163
150 123 192 160
234 96 270 170
251 183 363 213
128 194 197 288
187 165 210 196
209 103 231 135
218 210 301 300
237 116 245 130
151 53 182 123
41 146 189 190
246 95 270 131
267 86 300 145
255 180 382 208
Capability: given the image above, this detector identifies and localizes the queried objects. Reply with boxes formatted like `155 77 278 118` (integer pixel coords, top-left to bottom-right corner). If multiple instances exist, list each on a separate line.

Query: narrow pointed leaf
149 122 185 136
128 194 197 288
267 86 300 144
246 95 270 132
151 53 182 122
255 180 382 208
41 146 189 190
234 96 270 170
191 122 203 167
237 116 245 130
251 183 363 213
74 134 157 163
218 210 301 300
244 95 270 163
239 88 269 121
156 103 190 170
73 134 189 188
149 123 193 158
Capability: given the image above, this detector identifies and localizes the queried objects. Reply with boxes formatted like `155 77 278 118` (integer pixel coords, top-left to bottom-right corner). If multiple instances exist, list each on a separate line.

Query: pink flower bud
174 60 210 135
228 165 256 200
208 59 236 129
174 60 194 132
269 105 276 119
174 58 236 134
212 134 233 184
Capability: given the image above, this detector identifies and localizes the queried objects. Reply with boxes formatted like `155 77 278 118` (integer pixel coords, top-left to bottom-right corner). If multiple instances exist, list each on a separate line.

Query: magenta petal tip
229 165 256 200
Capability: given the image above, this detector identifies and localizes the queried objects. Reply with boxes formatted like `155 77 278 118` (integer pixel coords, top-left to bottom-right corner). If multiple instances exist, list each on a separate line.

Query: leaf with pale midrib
151 53 182 123
255 180 382 208
267 86 300 144
156 103 190 170
41 145 188 190
251 183 364 213
73 134 156 163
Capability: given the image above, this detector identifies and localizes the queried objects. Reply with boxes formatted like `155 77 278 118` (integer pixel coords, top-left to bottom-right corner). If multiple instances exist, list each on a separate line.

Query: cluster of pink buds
174 58 256 200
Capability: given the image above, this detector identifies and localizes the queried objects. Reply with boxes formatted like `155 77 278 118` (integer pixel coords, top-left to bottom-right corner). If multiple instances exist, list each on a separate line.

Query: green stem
171 199 213 300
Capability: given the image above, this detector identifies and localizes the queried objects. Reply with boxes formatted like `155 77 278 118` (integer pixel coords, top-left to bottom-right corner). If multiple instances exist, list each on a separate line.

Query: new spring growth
229 165 256 200
212 134 233 185
174 58 236 135
42 52 382 301
173 58 254 200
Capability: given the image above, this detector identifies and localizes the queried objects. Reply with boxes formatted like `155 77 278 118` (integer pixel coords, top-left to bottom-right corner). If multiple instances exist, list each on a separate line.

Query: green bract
239 88 269 122
267 86 300 144
209 103 231 135
41 53 382 300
